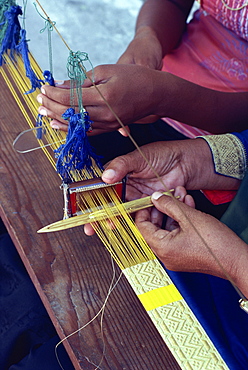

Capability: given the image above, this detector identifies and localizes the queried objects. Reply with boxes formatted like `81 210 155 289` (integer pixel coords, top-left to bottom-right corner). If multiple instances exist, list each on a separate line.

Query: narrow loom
0 4 230 370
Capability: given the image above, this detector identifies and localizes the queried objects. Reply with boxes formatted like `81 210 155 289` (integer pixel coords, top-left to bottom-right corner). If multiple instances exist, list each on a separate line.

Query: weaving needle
37 190 178 233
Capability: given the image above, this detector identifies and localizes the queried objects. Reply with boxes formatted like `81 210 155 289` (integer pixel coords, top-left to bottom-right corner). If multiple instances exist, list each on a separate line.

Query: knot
33 2 55 33
43 70 55 86
67 50 93 81
39 18 56 33
62 107 76 121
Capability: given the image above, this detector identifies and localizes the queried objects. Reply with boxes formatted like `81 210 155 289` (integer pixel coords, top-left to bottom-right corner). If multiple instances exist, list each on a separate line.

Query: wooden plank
0 72 181 369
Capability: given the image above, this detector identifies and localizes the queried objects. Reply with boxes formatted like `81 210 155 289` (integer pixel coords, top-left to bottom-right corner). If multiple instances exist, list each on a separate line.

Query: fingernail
51 122 59 129
41 86 46 95
102 169 116 181
55 80 64 86
39 108 47 116
152 191 164 200
37 94 42 104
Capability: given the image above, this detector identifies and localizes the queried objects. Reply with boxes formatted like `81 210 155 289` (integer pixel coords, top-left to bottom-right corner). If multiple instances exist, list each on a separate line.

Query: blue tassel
43 69 55 86
16 29 43 94
0 5 22 65
54 108 103 182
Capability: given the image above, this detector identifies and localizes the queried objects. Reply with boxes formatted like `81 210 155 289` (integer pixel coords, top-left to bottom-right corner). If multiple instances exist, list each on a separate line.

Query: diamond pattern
124 261 229 370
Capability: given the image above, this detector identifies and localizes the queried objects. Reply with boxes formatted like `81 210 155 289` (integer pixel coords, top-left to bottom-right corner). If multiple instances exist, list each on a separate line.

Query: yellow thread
138 284 182 311
0 12 231 369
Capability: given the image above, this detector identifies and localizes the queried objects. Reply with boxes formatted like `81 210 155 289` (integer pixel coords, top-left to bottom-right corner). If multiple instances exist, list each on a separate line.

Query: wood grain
0 71 181 370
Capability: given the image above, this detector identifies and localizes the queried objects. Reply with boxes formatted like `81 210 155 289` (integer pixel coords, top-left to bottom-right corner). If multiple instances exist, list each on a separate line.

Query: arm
84 136 243 236
101 138 240 194
117 0 194 68
39 65 248 134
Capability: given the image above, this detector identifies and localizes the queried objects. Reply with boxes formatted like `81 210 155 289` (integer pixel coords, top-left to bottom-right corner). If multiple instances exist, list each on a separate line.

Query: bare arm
39 65 248 134
134 0 194 56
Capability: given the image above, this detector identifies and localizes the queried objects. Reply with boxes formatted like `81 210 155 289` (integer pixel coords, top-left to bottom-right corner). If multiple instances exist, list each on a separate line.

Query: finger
174 186 187 201
135 207 169 245
102 151 143 184
184 194 195 208
50 119 68 132
149 206 164 227
118 126 130 137
174 186 195 208
54 80 71 88
38 105 69 125
41 85 71 106
151 191 194 226
84 223 96 236
38 93 70 121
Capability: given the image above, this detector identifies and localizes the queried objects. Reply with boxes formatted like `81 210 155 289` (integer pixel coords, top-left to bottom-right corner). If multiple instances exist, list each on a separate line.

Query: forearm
153 71 248 133
135 0 193 56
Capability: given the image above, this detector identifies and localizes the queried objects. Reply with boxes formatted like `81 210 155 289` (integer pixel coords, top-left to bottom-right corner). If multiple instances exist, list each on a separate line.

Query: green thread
67 50 94 112
33 2 55 74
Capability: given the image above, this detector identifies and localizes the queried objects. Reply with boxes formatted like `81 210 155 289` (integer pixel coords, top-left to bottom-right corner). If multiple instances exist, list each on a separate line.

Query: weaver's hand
101 139 240 197
37 64 161 136
83 138 239 236
136 190 248 297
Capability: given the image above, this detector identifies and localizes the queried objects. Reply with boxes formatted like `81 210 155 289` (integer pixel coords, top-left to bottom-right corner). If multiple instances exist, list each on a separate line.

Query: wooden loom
0 6 230 370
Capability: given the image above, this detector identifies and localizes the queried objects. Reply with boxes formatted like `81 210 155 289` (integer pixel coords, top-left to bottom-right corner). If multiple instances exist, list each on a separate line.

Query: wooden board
0 72 181 370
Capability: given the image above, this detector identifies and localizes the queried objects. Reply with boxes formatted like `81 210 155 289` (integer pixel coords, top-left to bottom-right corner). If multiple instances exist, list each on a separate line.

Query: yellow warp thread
138 284 182 311
1 49 229 370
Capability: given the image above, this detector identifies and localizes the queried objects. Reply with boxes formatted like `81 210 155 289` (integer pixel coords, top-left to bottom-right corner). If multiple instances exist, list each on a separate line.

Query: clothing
0 227 74 370
200 129 248 179
162 0 248 138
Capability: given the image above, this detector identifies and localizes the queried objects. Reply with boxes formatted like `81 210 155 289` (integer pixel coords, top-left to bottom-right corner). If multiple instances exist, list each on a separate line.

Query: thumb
102 151 142 184
151 191 192 225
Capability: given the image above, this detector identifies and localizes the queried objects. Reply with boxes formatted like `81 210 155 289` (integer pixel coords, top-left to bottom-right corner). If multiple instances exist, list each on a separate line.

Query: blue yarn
54 108 103 182
43 70 55 86
16 29 43 94
35 70 55 139
35 113 44 140
0 5 22 65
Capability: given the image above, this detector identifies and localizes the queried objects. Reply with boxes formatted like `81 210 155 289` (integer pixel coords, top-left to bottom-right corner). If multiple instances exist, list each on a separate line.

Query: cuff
198 134 247 180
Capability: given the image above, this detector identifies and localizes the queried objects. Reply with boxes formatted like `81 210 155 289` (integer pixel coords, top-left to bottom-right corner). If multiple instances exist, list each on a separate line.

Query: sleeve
199 131 248 180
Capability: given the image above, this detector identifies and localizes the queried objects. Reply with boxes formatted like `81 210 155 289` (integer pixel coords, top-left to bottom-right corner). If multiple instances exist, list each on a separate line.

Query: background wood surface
0 71 181 369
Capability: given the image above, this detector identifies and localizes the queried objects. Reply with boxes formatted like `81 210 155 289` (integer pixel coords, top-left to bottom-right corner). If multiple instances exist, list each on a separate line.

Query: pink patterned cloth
161 0 248 138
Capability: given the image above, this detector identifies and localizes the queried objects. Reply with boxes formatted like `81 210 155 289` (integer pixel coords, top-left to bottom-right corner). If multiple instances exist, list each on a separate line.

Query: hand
37 64 161 135
84 138 240 236
136 190 248 297
101 139 239 195
117 26 163 70
83 138 218 236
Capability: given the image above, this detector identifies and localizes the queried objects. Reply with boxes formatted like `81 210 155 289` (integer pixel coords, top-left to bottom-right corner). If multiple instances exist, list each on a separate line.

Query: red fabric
201 189 237 205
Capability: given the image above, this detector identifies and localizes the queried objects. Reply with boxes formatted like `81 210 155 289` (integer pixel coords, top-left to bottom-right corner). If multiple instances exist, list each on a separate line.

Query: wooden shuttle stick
38 190 177 233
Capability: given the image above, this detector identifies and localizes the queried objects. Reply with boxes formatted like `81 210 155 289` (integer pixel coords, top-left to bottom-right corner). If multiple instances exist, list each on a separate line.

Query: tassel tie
54 107 103 182
0 4 22 65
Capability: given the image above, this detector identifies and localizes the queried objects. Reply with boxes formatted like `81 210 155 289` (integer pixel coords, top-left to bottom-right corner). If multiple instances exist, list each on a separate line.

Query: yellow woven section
138 284 182 311
124 260 229 370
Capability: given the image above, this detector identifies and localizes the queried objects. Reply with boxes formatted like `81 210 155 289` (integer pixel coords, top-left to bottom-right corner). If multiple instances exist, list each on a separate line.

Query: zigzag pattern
124 260 229 370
